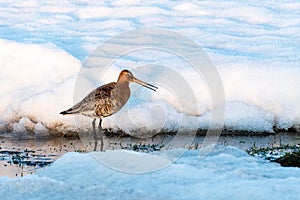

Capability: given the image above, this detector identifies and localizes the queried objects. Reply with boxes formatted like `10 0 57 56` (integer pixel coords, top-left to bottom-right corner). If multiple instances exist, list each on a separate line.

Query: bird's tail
59 105 80 115
59 110 71 115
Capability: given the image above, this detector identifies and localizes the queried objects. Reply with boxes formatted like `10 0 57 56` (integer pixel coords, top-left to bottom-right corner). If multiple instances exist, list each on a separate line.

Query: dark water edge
1 131 300 178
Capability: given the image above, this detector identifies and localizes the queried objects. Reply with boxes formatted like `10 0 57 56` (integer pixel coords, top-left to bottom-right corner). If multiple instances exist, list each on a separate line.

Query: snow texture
0 0 300 135
0 146 300 200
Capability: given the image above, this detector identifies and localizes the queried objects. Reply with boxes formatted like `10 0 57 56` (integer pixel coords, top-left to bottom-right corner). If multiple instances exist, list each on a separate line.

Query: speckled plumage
60 70 157 119
60 70 157 151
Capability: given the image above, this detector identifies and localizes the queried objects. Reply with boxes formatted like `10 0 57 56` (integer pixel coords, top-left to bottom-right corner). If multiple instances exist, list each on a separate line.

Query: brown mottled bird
60 69 157 151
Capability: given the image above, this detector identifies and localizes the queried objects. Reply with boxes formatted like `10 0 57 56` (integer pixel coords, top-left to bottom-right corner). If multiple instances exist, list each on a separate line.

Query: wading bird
60 70 157 151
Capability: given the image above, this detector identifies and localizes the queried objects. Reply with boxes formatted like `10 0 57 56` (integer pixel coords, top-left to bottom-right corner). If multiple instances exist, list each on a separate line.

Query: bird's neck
116 79 130 88
111 80 131 106
115 77 129 88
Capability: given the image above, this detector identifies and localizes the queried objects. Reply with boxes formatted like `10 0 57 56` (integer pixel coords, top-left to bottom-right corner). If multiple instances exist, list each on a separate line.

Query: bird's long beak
132 77 158 91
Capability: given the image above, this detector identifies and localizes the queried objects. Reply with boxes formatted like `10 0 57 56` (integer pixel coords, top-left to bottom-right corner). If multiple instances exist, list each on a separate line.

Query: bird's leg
92 118 98 151
98 118 104 151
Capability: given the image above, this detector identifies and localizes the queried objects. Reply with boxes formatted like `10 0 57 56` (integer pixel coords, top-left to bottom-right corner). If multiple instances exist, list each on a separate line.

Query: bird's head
119 69 134 81
118 69 157 91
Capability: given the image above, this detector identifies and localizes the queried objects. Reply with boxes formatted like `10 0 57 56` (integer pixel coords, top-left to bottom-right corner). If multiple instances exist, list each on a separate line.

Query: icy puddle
0 137 85 177
1 140 300 200
0 132 300 177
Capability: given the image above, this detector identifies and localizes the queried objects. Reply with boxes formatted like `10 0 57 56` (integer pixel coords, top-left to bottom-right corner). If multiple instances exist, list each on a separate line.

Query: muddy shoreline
1 131 300 177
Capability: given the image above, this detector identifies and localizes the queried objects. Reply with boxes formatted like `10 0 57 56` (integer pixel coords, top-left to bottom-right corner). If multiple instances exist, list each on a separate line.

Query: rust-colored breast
109 81 131 114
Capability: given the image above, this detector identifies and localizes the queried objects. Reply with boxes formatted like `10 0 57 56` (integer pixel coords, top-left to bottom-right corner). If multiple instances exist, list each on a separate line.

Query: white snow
0 146 299 199
0 0 299 135
0 0 299 197
0 39 81 136
0 39 299 136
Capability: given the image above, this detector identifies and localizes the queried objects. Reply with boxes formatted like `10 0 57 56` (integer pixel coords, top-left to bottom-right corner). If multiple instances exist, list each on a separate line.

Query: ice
0 146 299 199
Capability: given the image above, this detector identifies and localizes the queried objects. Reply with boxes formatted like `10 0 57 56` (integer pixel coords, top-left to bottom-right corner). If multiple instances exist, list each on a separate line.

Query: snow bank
0 39 81 137
0 39 300 136
1 0 299 62
0 0 300 135
0 146 299 199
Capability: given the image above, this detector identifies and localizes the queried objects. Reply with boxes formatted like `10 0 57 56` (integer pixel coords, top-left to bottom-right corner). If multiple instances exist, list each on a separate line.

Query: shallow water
1 132 300 177
0 137 84 177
